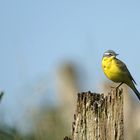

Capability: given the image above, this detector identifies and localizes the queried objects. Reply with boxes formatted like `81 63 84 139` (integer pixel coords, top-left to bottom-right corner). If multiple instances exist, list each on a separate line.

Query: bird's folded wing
116 58 137 85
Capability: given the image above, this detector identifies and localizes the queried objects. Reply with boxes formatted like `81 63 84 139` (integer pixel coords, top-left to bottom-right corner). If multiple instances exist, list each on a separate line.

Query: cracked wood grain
64 89 124 140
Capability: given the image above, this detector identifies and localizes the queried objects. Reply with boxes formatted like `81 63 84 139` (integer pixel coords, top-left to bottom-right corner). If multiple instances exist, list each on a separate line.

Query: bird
102 50 140 100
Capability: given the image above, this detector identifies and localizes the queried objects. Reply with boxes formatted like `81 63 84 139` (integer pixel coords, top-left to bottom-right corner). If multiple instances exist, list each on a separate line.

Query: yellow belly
102 56 138 96
102 57 126 83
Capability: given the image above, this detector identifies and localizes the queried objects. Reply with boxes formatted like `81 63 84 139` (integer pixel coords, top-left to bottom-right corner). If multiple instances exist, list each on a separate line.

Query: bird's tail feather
132 85 140 100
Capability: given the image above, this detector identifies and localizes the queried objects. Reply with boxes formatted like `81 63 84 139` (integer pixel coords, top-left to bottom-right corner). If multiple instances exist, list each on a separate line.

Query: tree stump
64 89 124 140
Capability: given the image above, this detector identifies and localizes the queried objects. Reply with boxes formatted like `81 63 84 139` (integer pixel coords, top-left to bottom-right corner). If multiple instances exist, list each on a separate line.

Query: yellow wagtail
102 50 140 100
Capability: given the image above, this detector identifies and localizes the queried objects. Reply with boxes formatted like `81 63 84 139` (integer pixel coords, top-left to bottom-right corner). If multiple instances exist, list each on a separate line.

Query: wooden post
64 89 124 140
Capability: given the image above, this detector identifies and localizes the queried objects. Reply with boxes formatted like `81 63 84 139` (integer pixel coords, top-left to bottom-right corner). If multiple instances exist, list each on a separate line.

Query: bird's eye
109 53 112 56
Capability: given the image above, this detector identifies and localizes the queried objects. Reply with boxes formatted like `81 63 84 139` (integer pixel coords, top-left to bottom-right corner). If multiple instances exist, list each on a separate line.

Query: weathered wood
64 89 124 140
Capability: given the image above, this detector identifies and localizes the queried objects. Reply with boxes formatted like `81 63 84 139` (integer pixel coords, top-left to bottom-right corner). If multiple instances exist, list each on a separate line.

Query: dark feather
115 58 137 85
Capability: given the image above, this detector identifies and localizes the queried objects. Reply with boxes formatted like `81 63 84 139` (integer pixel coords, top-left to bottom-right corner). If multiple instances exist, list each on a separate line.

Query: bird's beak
116 53 119 56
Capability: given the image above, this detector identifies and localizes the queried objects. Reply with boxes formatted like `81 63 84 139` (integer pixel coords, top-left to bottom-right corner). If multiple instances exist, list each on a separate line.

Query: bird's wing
115 58 137 85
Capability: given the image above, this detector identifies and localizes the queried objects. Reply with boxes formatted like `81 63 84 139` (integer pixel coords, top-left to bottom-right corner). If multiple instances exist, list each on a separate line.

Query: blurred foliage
0 63 77 140
0 63 140 140
0 107 70 140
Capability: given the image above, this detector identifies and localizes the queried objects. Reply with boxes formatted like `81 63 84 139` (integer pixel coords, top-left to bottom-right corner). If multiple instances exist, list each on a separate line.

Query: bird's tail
131 84 140 100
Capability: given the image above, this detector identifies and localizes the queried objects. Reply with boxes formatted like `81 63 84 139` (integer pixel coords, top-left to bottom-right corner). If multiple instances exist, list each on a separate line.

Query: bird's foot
109 86 115 89
109 83 123 93
109 86 116 93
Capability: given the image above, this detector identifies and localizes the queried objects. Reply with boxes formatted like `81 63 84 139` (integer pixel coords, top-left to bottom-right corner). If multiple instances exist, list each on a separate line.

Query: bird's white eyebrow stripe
104 52 110 55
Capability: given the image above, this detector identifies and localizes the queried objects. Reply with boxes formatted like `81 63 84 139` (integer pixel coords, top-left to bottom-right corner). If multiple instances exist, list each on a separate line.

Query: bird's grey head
103 50 119 57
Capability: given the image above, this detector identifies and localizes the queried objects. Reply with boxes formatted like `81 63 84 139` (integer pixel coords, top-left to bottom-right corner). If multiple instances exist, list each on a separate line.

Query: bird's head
103 50 119 58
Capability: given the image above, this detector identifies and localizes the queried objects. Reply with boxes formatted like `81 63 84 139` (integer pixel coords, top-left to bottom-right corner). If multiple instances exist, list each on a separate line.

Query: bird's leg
115 82 123 92
116 82 123 89
109 82 123 93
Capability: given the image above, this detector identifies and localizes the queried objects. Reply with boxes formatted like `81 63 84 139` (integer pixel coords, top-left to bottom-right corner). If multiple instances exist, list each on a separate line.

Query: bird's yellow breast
102 56 125 82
